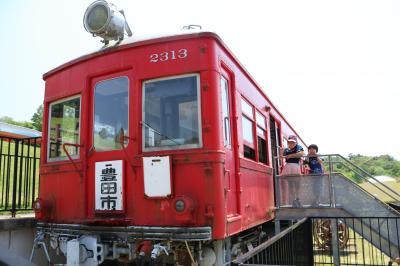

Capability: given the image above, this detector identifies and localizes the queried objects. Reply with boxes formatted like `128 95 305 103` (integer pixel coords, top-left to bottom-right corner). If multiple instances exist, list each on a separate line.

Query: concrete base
0 218 47 266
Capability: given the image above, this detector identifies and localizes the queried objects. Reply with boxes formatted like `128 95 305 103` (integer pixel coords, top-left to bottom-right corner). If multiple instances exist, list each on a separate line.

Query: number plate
149 49 188 63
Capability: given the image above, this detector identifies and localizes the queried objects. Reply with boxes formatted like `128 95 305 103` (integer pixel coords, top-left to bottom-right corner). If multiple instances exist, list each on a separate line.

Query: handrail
333 161 399 202
332 154 400 200
273 153 400 206
118 129 136 172
232 218 308 264
62 142 84 179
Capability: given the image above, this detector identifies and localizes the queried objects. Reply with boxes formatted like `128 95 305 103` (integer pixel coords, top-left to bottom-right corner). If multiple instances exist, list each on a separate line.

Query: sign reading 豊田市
95 160 123 211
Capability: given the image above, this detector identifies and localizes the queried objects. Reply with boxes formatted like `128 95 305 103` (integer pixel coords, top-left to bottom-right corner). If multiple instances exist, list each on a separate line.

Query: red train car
33 20 306 266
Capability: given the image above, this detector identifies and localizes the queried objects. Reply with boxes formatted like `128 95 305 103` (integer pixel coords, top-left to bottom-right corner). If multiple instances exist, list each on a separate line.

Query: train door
269 116 282 175
87 72 131 215
220 72 239 216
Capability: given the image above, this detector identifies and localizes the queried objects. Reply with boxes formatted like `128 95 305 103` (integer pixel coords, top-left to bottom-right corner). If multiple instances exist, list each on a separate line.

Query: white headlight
83 0 132 45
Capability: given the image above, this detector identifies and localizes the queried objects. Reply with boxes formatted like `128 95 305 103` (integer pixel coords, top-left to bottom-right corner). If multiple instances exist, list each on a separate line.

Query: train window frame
142 73 202 152
241 97 256 160
269 114 283 169
256 111 268 165
220 76 231 148
241 98 253 118
256 111 266 129
92 76 130 152
47 95 81 162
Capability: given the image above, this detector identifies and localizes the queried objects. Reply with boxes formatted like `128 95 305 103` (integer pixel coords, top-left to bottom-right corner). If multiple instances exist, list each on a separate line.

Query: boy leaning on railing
303 144 324 174
303 144 325 206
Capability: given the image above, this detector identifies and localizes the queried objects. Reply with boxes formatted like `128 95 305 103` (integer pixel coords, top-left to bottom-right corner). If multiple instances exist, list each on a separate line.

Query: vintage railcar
33 24 306 266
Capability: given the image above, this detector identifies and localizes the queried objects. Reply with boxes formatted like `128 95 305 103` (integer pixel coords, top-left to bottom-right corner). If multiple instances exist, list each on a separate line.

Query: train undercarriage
31 221 274 266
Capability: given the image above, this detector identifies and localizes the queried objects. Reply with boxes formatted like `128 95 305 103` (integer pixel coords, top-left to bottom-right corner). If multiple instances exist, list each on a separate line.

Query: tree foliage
0 116 33 129
0 104 43 132
31 104 43 131
338 154 400 182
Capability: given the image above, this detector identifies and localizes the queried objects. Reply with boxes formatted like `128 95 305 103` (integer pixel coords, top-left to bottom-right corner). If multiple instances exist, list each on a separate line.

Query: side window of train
256 111 268 165
220 76 231 148
93 76 129 151
143 74 201 151
241 98 256 160
47 96 81 162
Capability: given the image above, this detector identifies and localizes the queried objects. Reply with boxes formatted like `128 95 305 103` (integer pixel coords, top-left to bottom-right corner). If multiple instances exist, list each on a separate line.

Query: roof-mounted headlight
83 0 132 45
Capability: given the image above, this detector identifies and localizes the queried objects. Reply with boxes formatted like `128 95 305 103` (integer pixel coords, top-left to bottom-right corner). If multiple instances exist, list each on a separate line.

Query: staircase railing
231 218 314 266
328 154 400 203
274 154 400 208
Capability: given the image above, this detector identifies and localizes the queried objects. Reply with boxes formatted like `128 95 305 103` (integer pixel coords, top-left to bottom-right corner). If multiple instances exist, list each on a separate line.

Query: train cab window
241 98 256 160
48 96 81 161
93 77 129 151
220 77 231 148
143 74 201 151
256 111 268 164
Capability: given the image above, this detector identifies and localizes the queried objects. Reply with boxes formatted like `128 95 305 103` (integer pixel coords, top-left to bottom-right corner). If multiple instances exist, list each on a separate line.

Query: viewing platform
274 154 400 218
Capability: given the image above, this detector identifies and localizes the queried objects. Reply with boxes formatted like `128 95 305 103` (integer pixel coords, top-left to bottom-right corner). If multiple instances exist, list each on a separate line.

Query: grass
314 223 391 265
359 180 400 203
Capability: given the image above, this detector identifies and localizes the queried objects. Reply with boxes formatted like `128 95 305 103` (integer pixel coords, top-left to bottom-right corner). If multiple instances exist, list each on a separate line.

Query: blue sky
1 0 399 159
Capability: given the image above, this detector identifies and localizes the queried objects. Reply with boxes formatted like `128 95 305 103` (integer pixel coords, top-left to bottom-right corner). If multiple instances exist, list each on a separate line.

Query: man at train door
279 135 304 207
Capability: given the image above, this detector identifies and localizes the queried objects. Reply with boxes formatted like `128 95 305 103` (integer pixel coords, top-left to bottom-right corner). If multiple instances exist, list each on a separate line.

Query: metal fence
231 217 400 266
0 136 40 216
231 218 314 266
312 217 400 266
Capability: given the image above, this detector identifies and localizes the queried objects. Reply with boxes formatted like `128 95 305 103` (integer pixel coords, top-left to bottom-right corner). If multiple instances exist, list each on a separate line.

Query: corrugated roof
0 122 41 139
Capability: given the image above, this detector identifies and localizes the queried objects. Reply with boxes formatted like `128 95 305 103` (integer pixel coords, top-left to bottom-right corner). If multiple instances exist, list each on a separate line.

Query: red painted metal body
38 32 306 241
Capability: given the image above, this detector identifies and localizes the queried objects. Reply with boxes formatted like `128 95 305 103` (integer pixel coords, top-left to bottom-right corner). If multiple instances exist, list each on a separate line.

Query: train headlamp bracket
83 0 132 45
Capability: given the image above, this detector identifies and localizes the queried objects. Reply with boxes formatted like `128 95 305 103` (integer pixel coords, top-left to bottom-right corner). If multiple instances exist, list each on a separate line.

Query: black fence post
11 139 19 217
306 218 314 266
5 140 12 210
32 138 38 206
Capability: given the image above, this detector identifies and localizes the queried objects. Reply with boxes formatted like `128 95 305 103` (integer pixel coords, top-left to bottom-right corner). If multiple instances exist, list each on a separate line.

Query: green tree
345 154 400 181
31 104 43 131
0 116 33 129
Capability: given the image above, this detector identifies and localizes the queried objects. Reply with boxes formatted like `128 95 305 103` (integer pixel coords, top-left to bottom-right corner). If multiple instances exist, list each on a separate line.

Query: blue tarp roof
0 122 41 138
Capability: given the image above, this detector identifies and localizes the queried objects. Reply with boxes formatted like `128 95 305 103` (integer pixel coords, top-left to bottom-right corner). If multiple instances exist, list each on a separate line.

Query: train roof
43 29 211 80
43 30 306 145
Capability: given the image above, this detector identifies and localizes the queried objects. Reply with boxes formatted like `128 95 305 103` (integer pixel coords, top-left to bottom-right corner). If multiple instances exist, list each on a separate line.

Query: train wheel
313 219 349 250
337 221 349 249
313 219 331 250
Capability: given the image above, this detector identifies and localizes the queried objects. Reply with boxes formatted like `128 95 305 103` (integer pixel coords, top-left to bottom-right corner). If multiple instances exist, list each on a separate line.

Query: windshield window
48 96 80 161
93 77 129 151
143 74 201 151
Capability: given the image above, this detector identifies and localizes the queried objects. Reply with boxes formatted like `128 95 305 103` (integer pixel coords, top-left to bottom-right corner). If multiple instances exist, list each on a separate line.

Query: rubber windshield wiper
142 121 180 146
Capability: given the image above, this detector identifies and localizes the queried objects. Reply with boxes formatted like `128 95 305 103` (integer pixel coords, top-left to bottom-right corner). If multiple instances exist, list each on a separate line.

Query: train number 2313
149 49 188 63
